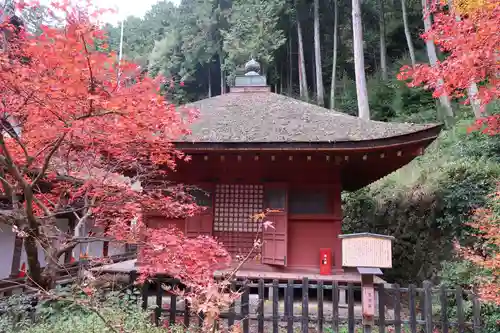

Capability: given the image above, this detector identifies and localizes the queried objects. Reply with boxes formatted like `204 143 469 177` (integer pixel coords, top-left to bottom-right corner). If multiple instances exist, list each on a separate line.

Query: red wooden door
262 183 288 266
185 184 214 238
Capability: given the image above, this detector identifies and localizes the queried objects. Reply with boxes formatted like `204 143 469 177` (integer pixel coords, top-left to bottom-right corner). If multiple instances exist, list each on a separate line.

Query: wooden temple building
97 59 442 284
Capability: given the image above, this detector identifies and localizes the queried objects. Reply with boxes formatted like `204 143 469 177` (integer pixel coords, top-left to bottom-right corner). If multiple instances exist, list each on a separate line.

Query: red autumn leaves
398 1 499 133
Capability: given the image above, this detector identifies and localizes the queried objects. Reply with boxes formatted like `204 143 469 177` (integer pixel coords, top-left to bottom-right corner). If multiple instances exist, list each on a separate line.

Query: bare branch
0 116 29 162
55 236 120 260
0 168 13 199
0 134 29 188
31 133 67 187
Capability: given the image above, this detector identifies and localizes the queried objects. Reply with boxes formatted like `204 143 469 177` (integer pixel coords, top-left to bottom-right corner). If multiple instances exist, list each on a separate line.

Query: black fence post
378 283 386 333
169 288 177 326
258 279 265 333
228 281 236 329
409 284 417 333
154 279 162 327
301 277 309 333
455 286 465 333
332 282 339 333
347 283 355 333
317 280 324 333
286 279 294 333
472 286 481 333
440 284 449 333
241 282 249 333
423 280 433 333
272 279 279 333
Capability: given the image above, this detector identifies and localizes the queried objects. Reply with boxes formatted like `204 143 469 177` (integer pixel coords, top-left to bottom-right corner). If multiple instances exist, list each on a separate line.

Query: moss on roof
178 92 439 143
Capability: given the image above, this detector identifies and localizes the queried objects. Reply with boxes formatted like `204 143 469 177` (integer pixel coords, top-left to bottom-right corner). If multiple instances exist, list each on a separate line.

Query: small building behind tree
145 59 442 281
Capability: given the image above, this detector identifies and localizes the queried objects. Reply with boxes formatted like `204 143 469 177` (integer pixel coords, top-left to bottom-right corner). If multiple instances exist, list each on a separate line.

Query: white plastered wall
0 223 17 279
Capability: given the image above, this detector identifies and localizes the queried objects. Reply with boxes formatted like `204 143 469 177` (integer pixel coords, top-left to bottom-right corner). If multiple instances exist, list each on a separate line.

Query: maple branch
0 116 29 162
31 133 67 187
31 195 52 217
0 168 13 200
80 34 96 115
0 208 25 225
0 134 29 188
75 110 124 121
55 236 114 260
73 195 96 233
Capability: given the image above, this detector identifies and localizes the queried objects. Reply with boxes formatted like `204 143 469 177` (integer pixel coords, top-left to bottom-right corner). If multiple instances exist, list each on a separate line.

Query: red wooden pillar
333 220 343 272
328 181 344 272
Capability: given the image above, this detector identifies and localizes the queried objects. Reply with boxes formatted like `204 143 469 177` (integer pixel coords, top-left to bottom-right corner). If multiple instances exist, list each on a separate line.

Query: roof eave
174 124 443 152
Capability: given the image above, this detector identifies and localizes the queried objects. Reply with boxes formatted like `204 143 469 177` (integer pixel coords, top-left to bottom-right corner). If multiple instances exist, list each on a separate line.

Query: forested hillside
105 0 440 115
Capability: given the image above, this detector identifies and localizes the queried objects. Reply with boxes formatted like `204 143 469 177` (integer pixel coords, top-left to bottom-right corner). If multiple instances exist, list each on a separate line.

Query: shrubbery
0 286 168 333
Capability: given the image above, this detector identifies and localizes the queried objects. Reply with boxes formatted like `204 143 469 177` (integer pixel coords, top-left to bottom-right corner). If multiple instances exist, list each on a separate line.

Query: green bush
0 286 171 333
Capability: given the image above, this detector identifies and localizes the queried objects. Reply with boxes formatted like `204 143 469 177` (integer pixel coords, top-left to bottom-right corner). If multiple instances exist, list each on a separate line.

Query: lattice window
214 184 264 232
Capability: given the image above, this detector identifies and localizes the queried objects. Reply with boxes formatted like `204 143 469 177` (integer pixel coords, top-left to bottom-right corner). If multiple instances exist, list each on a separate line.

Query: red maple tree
0 0 231 293
456 187 500 305
398 0 499 133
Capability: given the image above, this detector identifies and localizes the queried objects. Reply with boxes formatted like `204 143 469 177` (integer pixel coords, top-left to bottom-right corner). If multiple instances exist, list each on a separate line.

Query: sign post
339 233 395 333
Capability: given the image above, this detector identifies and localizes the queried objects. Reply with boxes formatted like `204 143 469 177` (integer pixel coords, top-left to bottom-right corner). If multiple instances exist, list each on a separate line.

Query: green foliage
221 0 287 81
438 260 485 288
343 121 500 283
105 0 178 67
0 285 164 333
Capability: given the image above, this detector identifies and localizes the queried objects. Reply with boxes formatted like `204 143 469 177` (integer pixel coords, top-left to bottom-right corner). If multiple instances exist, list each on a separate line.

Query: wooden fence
139 277 482 333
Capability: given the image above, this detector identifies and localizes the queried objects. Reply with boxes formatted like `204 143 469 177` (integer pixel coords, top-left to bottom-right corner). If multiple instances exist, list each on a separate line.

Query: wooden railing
0 252 136 298
140 277 482 333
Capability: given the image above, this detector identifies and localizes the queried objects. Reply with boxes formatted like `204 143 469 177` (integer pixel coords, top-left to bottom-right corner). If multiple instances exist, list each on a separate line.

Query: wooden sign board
339 233 394 268
362 285 375 317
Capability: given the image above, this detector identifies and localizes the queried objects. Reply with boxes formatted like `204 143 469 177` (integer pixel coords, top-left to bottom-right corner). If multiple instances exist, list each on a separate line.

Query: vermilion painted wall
150 151 345 273
287 219 342 271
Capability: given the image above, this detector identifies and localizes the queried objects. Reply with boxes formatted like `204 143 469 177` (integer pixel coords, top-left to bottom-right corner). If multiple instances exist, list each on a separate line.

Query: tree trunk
313 0 325 106
446 0 483 118
467 83 482 118
23 234 43 285
41 250 60 290
401 0 416 66
422 0 454 121
297 17 309 101
330 0 339 110
208 66 212 98
352 0 370 120
288 23 293 95
219 53 225 95
377 0 388 80
280 63 284 94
